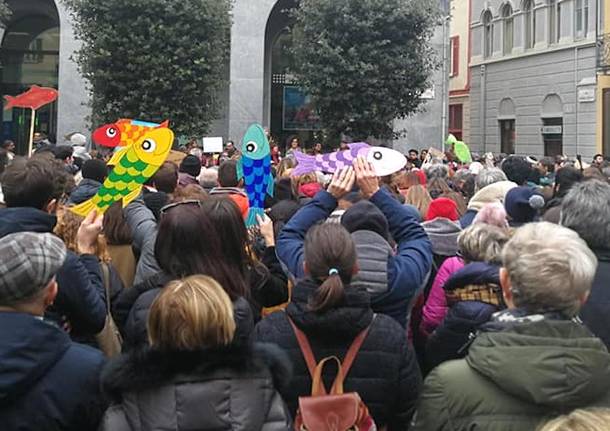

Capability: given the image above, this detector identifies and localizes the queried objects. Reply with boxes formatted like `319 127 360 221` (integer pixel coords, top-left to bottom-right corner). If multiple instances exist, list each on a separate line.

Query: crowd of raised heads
0 133 610 431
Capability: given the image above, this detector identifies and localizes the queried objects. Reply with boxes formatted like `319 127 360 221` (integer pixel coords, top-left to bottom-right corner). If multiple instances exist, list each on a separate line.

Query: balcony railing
598 33 610 73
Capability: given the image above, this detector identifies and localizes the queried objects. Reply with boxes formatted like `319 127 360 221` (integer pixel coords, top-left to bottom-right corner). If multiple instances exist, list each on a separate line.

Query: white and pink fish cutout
292 142 406 177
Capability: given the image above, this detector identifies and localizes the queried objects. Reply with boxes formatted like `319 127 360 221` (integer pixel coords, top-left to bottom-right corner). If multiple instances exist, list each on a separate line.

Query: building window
449 104 463 140
502 4 514 55
500 119 516 154
575 0 589 38
549 0 561 44
482 10 493 59
542 117 563 157
523 0 535 50
450 36 459 77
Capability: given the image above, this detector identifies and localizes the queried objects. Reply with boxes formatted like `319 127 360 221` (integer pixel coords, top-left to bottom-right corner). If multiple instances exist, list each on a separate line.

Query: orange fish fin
158 120 169 128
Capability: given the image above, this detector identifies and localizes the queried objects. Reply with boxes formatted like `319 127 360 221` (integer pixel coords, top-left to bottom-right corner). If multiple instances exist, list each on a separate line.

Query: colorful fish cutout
237 124 274 227
3 85 58 111
447 134 472 163
71 125 174 216
92 119 169 148
292 143 406 177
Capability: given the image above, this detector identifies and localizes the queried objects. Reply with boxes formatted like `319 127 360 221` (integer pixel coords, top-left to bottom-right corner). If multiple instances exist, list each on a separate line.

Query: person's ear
499 267 515 308
352 262 359 276
44 279 58 308
45 199 58 214
303 261 310 276
579 291 590 306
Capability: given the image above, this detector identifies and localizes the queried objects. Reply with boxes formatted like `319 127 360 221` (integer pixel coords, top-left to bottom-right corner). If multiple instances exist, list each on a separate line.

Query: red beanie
415 169 427 186
426 197 458 222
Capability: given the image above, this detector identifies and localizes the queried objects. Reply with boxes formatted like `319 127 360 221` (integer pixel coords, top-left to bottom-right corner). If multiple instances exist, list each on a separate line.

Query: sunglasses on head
159 199 203 217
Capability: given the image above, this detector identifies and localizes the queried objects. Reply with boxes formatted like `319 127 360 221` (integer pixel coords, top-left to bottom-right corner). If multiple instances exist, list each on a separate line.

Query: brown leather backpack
289 318 378 431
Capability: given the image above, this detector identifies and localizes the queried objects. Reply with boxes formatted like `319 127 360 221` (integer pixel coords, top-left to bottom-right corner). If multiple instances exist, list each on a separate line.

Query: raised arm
277 167 355 279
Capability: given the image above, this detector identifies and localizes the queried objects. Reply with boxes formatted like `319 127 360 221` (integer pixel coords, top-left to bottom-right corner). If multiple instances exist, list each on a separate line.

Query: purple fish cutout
292 143 406 177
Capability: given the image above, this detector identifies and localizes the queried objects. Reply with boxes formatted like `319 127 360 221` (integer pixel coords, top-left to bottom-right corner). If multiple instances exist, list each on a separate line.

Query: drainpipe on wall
574 46 579 156
480 64 487 153
441 15 450 152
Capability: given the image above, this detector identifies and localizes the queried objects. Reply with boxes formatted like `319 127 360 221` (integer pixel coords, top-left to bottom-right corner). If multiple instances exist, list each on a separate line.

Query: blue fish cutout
237 124 274 227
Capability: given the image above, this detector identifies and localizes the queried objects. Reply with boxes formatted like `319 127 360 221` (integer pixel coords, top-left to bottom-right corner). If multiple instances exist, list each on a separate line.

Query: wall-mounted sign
578 88 596 103
541 126 563 135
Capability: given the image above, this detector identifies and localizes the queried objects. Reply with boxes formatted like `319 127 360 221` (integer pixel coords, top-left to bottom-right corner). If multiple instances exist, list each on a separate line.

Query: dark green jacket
412 318 610 431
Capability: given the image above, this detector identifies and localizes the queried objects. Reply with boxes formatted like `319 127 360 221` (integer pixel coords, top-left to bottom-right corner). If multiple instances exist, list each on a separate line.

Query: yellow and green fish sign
71 125 174 217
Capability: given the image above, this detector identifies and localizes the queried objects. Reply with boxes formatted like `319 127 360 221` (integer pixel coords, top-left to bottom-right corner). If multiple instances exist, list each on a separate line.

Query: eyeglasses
159 199 203 217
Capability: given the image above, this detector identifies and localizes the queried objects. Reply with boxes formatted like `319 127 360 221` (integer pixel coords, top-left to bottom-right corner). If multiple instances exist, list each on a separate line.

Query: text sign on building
541 126 563 135
578 88 596 103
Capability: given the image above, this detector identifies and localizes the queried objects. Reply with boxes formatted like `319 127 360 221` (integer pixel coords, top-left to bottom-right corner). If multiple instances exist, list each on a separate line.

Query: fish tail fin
291 151 316 176
70 198 97 217
245 206 265 228
3 96 14 109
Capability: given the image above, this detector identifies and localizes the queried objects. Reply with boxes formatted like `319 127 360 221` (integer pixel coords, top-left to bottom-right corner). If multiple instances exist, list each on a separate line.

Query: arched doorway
264 0 320 151
1 0 59 154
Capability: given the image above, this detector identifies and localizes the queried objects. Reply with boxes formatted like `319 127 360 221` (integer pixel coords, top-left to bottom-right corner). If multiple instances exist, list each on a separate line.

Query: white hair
475 168 507 192
502 222 597 316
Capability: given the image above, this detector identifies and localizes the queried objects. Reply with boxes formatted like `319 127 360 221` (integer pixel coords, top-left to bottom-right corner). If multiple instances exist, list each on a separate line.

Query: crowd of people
0 133 609 430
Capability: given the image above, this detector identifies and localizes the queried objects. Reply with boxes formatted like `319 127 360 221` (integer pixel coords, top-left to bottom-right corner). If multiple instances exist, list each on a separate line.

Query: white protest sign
202 137 223 153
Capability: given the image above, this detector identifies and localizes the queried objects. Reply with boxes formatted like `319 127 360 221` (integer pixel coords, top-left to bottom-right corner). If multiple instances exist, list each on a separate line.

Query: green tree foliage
65 0 231 136
0 0 12 27
291 0 440 140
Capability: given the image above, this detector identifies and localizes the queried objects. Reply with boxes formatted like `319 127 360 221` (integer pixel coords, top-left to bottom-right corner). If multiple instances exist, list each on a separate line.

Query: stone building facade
469 0 604 158
1 0 452 154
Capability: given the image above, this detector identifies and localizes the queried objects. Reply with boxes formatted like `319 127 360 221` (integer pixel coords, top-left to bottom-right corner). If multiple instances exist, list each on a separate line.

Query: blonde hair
148 275 236 351
502 222 597 316
404 185 432 219
54 206 111 262
458 223 510 264
538 408 610 431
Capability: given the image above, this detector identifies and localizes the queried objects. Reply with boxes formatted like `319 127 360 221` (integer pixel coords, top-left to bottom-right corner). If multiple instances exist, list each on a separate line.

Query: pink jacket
420 257 464 336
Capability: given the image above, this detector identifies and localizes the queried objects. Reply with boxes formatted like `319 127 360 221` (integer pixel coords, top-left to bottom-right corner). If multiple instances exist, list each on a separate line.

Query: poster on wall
283 86 321 131
202 137 223 153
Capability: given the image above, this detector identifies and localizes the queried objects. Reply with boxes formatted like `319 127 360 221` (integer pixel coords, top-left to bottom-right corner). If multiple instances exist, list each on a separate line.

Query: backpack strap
330 314 376 394
100 262 111 313
288 317 318 380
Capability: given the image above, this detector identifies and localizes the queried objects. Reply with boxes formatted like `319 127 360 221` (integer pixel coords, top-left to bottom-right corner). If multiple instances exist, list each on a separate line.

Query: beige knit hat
467 180 517 212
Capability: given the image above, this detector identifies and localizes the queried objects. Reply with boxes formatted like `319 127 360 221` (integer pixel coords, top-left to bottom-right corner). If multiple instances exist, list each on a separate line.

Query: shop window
542 117 563 157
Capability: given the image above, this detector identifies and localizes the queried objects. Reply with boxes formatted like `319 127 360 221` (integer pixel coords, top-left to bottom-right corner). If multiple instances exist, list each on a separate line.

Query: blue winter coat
0 312 106 430
276 188 432 327
0 207 106 342
68 178 102 205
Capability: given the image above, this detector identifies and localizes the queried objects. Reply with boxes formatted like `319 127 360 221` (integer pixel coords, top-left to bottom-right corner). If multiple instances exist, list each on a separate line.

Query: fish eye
373 151 383 160
246 141 257 153
106 128 117 138
141 139 157 153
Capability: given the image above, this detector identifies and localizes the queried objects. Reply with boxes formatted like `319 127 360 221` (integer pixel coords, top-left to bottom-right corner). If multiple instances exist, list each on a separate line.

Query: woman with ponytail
254 187 423 430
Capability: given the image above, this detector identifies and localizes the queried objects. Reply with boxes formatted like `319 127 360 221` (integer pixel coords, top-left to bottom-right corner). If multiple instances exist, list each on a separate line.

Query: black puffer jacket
253 278 422 430
100 343 292 431
112 271 254 351
425 262 503 371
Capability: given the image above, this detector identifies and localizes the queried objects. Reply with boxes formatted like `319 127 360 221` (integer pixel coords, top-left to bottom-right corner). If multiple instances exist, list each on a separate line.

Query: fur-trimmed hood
102 342 291 401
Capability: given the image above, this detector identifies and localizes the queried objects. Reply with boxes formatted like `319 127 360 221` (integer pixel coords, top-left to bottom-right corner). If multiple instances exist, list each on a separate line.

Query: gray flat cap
0 232 67 305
